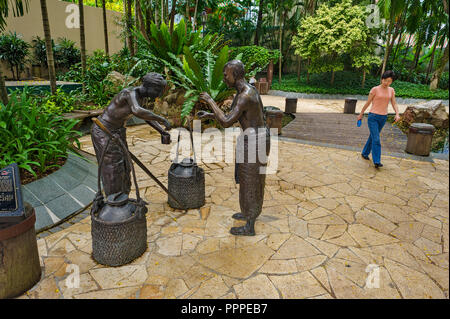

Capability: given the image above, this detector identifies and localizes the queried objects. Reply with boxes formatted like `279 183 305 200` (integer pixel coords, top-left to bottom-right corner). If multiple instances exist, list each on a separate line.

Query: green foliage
164 45 236 121
230 46 280 77
54 38 81 70
272 72 449 100
0 31 30 80
60 49 133 108
292 0 379 78
32 36 81 70
0 88 81 177
38 88 77 115
135 19 227 73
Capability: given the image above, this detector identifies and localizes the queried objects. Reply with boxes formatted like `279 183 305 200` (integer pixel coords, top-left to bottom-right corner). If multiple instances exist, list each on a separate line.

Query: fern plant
163 45 241 121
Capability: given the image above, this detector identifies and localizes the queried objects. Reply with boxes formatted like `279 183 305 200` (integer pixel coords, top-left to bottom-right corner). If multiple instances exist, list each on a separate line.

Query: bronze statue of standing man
198 60 271 236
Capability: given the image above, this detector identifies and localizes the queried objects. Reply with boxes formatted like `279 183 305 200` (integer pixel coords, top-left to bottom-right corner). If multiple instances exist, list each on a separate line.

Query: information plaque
0 163 25 223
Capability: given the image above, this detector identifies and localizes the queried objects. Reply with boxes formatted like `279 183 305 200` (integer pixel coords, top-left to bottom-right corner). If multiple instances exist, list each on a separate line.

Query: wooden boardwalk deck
282 113 408 153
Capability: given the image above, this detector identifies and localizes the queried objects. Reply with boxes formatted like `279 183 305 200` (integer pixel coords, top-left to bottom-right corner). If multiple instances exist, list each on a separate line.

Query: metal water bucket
168 131 205 210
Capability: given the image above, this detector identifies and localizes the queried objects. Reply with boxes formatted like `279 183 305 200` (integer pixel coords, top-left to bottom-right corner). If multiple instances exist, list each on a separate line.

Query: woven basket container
91 201 147 267
168 163 205 210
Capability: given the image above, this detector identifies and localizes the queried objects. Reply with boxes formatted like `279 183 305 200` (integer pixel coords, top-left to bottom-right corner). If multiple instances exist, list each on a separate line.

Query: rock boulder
401 100 449 129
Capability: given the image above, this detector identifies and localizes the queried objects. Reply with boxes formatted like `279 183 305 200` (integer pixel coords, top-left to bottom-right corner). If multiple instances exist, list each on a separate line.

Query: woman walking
357 70 401 168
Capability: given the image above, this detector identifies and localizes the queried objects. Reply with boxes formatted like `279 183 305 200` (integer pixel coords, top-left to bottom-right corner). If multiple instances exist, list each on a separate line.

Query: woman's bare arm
357 92 375 120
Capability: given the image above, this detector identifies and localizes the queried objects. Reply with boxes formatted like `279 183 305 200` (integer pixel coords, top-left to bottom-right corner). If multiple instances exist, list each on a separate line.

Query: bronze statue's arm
128 91 171 129
200 93 245 128
147 120 169 135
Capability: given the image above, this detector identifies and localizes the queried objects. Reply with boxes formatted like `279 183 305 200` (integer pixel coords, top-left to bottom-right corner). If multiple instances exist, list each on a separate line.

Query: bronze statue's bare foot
230 224 255 236
232 213 246 221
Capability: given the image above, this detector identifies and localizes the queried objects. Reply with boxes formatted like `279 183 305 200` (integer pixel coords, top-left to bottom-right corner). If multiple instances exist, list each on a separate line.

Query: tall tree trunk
79 0 87 93
169 0 177 34
135 0 139 53
254 0 264 46
193 0 198 30
137 1 149 41
401 34 413 65
155 0 159 26
430 42 449 90
330 69 335 85
161 0 164 25
185 0 190 32
102 0 109 56
127 0 135 56
426 29 441 82
39 0 56 95
278 7 283 84
409 39 423 80
124 0 128 48
307 59 310 83
278 2 285 84
0 68 8 105
362 69 366 87
165 0 169 24
380 20 394 78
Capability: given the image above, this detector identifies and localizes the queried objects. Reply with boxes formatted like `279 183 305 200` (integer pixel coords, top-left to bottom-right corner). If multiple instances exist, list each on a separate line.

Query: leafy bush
32 36 51 66
32 36 81 70
60 50 126 107
230 46 280 77
55 38 81 70
0 88 81 177
38 88 78 114
0 32 30 80
134 19 227 75
439 72 448 90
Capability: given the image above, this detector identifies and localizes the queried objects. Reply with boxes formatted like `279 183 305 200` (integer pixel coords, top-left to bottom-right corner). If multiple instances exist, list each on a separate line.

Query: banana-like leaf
212 45 229 90
183 46 205 88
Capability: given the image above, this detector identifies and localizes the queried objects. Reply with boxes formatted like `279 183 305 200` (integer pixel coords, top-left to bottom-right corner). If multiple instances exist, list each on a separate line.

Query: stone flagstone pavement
19 125 449 299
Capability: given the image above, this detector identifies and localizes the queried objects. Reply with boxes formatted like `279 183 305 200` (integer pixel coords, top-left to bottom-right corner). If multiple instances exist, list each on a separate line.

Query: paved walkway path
20 126 449 299
262 94 450 113
282 113 408 154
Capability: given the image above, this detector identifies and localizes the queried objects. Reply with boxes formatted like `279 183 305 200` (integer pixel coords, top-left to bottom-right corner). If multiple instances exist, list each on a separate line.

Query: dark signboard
0 163 25 223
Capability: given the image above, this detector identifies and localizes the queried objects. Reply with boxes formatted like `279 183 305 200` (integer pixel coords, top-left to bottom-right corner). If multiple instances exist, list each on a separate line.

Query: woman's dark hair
381 70 395 81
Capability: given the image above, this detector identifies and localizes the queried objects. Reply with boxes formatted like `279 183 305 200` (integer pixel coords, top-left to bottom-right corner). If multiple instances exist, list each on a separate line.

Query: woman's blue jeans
362 113 387 164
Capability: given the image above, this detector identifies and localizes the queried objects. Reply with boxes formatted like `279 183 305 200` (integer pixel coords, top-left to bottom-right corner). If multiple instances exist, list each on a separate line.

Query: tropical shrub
230 46 280 77
32 37 81 70
38 88 78 114
0 88 81 177
60 50 129 107
292 0 380 85
0 32 30 80
54 38 81 70
133 19 227 75
165 45 240 121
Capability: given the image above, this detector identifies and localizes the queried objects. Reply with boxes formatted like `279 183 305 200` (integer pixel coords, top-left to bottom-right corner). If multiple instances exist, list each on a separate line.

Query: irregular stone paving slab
385 258 445 299
269 272 328 299
89 265 147 289
234 275 280 299
194 242 274 279
348 224 398 247
271 236 320 260
22 126 449 299
187 276 230 299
